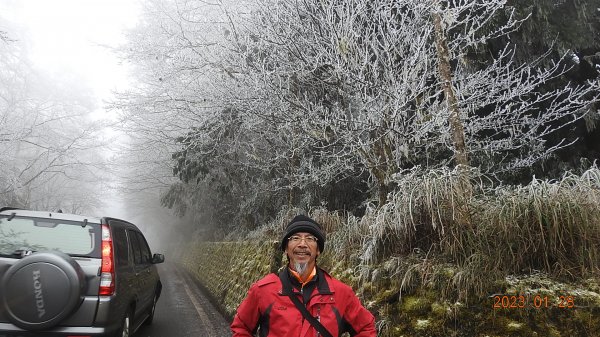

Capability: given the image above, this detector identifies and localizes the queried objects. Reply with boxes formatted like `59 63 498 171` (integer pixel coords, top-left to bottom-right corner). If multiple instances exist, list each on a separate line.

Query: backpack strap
279 270 333 337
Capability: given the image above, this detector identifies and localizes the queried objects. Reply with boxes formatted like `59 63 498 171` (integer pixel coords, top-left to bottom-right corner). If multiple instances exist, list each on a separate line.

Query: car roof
0 208 103 223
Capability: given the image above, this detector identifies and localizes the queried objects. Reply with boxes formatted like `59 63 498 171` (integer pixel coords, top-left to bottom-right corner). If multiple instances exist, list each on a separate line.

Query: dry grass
480 168 600 279
240 166 600 307
304 165 600 303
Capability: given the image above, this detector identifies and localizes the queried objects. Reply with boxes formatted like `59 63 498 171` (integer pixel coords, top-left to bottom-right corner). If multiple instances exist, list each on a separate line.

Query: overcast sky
0 0 145 220
0 0 141 117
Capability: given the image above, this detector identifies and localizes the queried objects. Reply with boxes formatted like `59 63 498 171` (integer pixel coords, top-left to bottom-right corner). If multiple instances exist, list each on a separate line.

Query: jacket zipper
299 284 323 337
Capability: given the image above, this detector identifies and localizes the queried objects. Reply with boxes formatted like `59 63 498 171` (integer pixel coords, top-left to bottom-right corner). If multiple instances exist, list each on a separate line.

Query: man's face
285 231 320 273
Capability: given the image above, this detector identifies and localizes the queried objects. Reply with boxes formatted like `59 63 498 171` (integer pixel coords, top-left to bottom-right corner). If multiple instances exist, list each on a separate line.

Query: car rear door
111 223 136 312
127 230 155 317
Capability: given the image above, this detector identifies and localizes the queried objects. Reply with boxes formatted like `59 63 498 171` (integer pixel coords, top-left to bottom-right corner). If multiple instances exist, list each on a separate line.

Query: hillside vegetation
178 166 600 336
116 0 600 238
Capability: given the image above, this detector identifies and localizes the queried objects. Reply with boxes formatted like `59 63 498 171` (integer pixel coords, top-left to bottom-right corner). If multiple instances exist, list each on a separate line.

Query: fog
0 0 195 258
99 190 178 256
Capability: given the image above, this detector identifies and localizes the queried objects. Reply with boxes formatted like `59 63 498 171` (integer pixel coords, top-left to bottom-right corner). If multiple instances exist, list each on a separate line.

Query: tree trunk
288 152 299 207
432 11 469 168
432 5 473 226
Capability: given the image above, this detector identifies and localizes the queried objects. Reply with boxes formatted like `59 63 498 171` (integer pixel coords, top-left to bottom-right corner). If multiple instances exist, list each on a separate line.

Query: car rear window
0 216 101 258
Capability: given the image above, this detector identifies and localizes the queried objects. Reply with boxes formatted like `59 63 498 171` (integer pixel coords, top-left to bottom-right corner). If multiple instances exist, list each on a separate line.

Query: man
231 215 377 337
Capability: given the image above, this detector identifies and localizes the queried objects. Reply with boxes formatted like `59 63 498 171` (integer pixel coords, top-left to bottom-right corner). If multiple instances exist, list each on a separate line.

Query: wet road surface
135 262 231 337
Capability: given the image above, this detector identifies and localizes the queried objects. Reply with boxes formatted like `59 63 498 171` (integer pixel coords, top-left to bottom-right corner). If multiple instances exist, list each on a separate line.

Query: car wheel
0 251 86 331
143 293 158 325
116 309 132 337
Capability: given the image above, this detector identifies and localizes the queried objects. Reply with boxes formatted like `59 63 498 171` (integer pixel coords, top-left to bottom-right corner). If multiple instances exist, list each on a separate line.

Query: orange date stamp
492 294 575 309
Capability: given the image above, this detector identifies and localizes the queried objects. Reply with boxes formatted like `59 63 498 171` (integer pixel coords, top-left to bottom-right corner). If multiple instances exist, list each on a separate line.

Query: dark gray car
0 207 164 337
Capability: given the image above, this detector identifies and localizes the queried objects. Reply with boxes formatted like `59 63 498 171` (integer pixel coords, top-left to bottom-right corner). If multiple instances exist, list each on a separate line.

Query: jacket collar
279 266 333 295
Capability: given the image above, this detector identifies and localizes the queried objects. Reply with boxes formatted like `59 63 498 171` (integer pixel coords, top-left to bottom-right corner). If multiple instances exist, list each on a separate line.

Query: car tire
143 292 158 325
0 251 86 331
115 309 133 337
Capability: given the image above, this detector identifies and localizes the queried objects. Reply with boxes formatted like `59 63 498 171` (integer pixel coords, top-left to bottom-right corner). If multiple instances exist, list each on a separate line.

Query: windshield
0 215 101 258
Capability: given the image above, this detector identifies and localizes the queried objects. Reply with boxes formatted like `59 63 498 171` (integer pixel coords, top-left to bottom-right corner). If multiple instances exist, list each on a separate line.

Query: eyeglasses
288 235 318 244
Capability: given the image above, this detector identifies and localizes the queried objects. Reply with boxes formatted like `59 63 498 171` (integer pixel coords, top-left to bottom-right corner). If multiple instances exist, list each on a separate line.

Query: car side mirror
152 253 165 264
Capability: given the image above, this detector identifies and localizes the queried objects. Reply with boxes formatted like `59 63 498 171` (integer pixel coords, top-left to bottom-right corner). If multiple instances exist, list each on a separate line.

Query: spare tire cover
0 251 86 330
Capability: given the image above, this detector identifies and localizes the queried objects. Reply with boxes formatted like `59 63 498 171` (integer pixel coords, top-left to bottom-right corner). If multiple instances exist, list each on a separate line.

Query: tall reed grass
304 166 600 302
246 166 600 304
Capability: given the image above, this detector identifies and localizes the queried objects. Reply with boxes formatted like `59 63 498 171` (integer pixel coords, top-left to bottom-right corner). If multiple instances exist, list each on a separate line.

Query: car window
0 216 101 257
112 226 130 267
135 231 152 264
128 229 142 265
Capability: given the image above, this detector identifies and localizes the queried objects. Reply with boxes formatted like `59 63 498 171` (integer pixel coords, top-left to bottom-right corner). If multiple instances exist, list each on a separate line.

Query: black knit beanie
280 215 325 252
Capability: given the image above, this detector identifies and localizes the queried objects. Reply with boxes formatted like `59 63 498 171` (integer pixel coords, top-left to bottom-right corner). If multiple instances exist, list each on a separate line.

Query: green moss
547 326 562 337
413 318 431 331
402 295 432 315
430 301 450 318
506 320 524 332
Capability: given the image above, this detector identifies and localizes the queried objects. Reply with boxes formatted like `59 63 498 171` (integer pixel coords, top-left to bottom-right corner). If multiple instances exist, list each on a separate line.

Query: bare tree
115 0 599 230
112 0 302 231
0 20 110 213
222 0 599 203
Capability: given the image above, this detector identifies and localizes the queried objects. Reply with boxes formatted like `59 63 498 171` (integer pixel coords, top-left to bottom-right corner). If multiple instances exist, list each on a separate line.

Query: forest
2 0 600 246
2 0 600 254
112 0 600 237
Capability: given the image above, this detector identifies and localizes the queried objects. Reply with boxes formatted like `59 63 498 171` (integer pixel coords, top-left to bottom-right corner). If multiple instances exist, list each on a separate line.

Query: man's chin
293 261 309 275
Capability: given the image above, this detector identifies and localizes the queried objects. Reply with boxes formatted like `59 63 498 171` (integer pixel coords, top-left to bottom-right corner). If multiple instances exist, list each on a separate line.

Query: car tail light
99 224 115 296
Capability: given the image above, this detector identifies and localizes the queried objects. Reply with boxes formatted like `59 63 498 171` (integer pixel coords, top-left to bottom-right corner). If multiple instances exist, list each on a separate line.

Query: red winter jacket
231 267 376 337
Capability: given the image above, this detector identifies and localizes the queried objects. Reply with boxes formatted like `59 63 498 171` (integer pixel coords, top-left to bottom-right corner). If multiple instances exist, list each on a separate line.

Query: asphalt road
134 262 231 337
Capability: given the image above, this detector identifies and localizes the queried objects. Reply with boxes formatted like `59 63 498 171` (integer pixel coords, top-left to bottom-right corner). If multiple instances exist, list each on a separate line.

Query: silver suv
0 207 165 337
